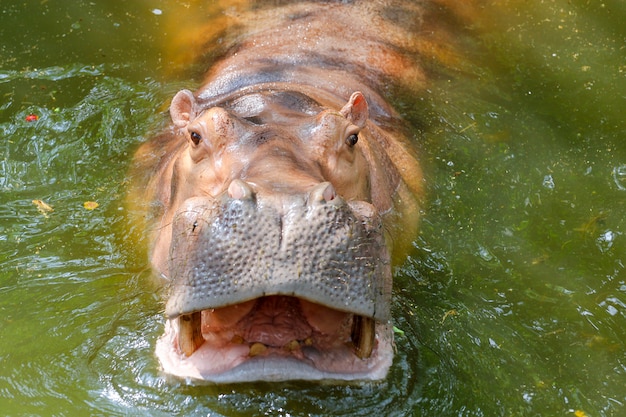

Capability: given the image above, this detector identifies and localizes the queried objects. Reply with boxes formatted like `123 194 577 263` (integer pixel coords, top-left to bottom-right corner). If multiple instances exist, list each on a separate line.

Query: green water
1 1 624 416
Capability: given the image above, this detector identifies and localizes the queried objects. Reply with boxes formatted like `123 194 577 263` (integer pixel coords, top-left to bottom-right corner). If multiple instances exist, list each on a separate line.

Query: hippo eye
345 133 359 147
189 131 202 145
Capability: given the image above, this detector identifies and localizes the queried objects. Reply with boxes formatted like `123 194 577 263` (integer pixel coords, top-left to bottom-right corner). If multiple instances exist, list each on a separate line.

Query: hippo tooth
283 339 300 352
178 312 204 357
351 315 375 359
249 342 268 357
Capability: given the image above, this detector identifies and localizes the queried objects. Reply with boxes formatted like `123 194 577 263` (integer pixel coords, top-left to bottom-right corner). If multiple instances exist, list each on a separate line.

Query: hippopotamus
128 0 427 382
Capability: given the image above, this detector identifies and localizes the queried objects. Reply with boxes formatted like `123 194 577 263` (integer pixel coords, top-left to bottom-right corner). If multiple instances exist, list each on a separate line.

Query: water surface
0 1 624 416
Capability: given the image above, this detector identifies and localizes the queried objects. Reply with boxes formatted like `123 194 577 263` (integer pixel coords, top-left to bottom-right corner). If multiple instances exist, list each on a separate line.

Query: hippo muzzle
167 179 390 320
157 179 394 382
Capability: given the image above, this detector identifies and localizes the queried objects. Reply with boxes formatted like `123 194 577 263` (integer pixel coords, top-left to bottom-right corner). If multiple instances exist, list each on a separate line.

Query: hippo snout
166 180 391 323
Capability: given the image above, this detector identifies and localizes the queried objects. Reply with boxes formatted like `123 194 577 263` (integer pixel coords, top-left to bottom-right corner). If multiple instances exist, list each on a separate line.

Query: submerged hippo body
129 0 431 382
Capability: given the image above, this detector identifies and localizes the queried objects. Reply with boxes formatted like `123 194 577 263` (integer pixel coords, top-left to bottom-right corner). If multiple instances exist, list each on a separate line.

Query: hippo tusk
351 315 375 359
178 312 204 356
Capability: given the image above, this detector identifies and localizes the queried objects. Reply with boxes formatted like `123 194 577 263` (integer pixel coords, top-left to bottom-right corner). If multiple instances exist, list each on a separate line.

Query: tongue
242 296 313 347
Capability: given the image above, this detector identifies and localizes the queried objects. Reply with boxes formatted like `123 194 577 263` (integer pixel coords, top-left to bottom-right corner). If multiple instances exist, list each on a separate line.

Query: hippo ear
340 91 368 129
170 89 198 128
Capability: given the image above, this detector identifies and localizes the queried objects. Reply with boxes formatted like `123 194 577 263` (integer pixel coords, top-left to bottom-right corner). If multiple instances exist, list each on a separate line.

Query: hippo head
151 89 394 382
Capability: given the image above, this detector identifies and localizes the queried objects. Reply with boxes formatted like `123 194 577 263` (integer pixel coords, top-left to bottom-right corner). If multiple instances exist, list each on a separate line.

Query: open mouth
156 295 393 382
157 184 394 382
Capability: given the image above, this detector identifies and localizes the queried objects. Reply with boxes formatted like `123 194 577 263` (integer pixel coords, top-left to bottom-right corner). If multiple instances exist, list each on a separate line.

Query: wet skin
128 0 429 382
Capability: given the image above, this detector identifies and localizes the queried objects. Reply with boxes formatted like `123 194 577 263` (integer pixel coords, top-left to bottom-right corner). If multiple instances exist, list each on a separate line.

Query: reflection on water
613 165 626 191
0 0 624 416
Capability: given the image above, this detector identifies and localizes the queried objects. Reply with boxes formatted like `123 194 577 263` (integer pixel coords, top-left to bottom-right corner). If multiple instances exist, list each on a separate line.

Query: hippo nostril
323 185 336 202
308 182 337 205
228 179 254 200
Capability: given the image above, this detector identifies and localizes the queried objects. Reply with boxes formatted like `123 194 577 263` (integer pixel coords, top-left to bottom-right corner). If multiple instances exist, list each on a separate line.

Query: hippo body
129 0 428 382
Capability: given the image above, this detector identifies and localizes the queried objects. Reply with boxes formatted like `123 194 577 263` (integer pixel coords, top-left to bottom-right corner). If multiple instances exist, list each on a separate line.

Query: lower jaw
155 319 394 383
